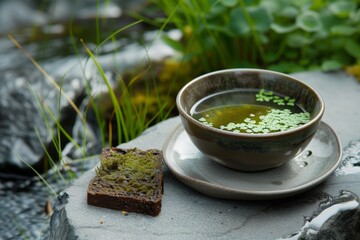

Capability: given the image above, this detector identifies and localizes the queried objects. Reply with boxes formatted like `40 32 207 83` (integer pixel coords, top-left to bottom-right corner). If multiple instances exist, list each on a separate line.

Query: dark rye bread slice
87 148 163 216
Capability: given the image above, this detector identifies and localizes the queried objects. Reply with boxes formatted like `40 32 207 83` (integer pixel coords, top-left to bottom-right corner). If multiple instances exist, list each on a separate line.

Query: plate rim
162 121 342 200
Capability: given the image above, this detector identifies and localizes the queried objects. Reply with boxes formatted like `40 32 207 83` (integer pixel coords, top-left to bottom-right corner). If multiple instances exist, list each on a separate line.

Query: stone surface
49 71 360 239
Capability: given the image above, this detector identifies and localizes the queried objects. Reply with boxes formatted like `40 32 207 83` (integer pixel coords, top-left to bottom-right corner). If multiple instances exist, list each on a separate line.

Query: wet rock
0 64 88 174
335 139 360 176
48 193 77 240
282 191 360 240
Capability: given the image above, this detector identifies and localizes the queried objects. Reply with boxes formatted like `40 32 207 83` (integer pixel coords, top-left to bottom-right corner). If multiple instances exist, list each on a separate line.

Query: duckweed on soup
191 89 310 134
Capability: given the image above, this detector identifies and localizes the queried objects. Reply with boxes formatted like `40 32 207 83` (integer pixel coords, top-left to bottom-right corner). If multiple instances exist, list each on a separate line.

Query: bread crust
87 148 163 216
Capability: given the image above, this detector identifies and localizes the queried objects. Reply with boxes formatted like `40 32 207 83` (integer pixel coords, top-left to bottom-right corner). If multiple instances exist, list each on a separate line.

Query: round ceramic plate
163 122 342 200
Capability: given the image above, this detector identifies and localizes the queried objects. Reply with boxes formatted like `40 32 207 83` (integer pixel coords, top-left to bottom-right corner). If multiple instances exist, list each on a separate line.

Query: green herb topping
219 109 310 133
95 149 160 196
256 89 296 106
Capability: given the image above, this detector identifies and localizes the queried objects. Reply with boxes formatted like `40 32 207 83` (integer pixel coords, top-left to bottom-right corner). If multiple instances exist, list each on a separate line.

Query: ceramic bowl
176 69 325 171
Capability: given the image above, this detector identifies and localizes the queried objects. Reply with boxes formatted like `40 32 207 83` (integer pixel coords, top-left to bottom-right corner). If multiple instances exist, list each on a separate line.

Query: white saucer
163 122 342 200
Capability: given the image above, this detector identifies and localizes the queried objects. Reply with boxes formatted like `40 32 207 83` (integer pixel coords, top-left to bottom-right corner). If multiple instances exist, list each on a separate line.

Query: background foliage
155 0 360 75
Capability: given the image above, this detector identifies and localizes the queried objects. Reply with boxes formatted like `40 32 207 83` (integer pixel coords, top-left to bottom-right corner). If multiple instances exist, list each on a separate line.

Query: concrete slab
48 71 360 240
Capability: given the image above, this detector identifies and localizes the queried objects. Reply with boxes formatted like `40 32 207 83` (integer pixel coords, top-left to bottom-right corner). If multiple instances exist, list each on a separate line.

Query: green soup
191 89 310 134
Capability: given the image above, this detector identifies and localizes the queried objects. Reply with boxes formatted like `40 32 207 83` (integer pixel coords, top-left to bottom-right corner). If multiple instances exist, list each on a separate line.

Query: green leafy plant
154 0 360 74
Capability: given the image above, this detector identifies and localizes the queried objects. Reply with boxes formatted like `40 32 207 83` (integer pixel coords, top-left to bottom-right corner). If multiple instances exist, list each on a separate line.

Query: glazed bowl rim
176 68 325 138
